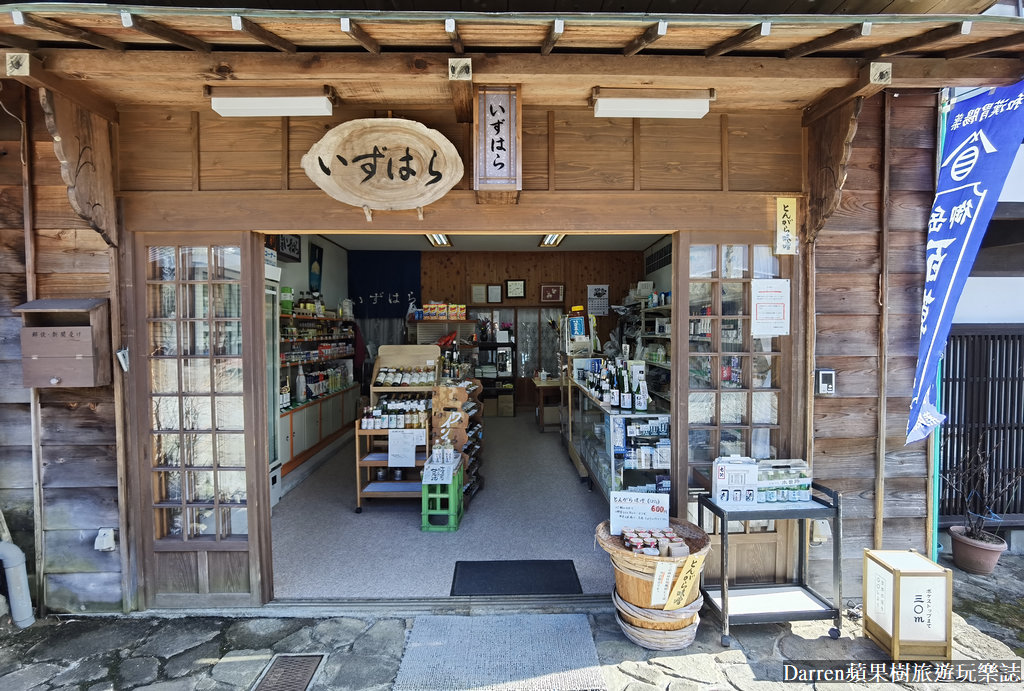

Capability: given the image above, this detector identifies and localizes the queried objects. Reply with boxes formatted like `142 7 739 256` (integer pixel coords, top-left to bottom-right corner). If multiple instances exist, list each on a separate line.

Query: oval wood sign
301 118 463 212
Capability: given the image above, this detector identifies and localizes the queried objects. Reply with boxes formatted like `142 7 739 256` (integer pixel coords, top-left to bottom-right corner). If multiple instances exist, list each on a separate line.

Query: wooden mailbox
15 298 111 387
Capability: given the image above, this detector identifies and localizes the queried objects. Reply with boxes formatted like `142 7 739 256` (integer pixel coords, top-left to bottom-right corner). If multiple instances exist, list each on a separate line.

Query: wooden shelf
645 359 672 370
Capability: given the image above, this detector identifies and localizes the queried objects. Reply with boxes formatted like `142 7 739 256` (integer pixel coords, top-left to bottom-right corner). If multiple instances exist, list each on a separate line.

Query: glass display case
568 379 671 503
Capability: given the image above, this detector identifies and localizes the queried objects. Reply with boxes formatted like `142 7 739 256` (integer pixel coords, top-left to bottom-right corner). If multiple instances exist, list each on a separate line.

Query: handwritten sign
609 491 669 535
387 429 424 467
776 197 799 255
302 118 463 212
474 85 520 191
650 561 678 607
664 553 706 611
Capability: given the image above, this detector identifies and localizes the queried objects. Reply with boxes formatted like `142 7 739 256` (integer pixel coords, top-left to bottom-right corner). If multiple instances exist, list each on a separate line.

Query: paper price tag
423 464 454 484
650 561 678 607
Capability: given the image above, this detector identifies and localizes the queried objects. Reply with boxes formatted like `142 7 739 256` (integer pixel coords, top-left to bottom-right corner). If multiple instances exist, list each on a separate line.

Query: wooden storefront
0 4 1021 613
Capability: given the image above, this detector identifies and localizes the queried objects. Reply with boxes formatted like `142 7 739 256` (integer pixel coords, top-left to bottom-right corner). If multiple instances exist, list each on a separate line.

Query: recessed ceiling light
426 234 452 247
539 234 565 247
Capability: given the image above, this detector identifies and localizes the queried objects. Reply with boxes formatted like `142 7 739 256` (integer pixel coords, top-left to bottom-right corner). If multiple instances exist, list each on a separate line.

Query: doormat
394 614 606 691
252 654 325 691
451 559 582 596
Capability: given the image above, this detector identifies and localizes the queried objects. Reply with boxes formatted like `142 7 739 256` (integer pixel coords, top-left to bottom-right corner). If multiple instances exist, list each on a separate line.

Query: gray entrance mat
394 614 606 691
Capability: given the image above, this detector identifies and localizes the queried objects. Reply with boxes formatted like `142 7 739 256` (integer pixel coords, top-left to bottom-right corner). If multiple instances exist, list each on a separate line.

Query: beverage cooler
264 265 283 508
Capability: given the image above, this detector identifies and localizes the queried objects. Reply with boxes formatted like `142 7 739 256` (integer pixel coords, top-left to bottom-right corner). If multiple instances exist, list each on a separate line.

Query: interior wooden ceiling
0 2 1021 115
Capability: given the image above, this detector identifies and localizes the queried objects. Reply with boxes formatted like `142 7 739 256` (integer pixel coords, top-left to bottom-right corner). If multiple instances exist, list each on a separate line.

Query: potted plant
941 435 1024 575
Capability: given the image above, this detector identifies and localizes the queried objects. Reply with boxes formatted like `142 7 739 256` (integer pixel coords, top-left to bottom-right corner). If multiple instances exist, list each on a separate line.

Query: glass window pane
690 245 716 278
721 356 745 389
149 322 177 357
752 336 780 353
689 282 712 316
218 471 247 504
181 247 210 281
752 356 776 388
540 308 562 374
152 397 180 431
214 359 244 393
721 244 749 278
689 318 712 353
182 359 211 393
720 428 746 457
688 392 715 425
688 429 715 465
214 284 241 318
689 356 715 390
752 392 779 425
213 246 242 281
150 359 178 394
754 245 780 279
517 309 538 378
721 392 747 424
182 284 210 319
218 434 245 468
153 471 182 503
214 321 242 356
182 321 210 356
147 284 177 319
182 396 212 430
183 434 214 467
215 397 245 431
721 283 745 316
221 507 248 538
751 428 778 459
153 433 181 468
186 507 217 538
721 318 744 352
148 246 176 281
186 470 215 503
154 507 183 540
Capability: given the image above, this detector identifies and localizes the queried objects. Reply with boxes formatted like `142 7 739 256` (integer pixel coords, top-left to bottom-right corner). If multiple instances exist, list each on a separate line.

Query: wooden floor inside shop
270 412 614 599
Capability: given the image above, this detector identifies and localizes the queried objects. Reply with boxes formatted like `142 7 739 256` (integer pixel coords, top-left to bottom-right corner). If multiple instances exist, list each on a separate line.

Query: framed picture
278 234 301 263
540 283 564 303
505 279 526 299
487 284 502 303
471 284 487 304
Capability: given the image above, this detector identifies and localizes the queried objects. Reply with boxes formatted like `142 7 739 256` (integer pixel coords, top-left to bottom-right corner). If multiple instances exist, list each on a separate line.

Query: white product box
712 455 758 506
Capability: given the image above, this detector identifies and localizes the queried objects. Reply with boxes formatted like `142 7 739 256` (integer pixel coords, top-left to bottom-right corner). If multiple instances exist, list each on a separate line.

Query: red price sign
651 504 666 513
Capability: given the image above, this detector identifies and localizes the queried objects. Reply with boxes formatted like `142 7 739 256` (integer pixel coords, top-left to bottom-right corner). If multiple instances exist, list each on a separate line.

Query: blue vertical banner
907 81 1024 444
347 250 421 319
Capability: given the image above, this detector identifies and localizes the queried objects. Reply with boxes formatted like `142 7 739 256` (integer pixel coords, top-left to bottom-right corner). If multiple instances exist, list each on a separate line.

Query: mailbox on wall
14 298 111 388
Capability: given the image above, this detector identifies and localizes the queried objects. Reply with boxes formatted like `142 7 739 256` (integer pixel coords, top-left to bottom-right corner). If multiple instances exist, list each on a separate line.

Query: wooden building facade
0 3 1022 613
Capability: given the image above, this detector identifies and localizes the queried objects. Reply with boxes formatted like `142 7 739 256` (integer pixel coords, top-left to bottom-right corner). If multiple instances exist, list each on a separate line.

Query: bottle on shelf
620 366 633 410
295 365 307 404
609 366 621 409
634 369 648 412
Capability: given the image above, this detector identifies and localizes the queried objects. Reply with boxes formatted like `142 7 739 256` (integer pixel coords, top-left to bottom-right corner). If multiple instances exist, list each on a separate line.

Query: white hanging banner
751 279 791 336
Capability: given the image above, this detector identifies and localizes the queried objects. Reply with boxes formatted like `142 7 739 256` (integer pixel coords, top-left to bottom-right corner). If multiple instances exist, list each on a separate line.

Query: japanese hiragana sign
775 197 799 255
301 118 463 212
907 80 1024 444
473 85 521 191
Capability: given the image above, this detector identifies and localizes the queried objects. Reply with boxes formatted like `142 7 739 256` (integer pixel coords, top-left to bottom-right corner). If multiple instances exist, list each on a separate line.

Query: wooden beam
944 31 1024 60
120 12 210 53
341 18 380 55
865 22 971 60
785 23 871 59
803 61 890 126
450 80 472 123
875 90 892 551
624 20 667 58
705 22 771 58
0 31 37 51
445 18 463 55
541 19 564 56
888 57 1024 88
11 11 123 51
4 53 117 123
231 15 295 54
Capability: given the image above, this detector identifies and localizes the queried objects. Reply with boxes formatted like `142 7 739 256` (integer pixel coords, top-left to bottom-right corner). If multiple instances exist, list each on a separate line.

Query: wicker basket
613 588 703 632
596 518 711 610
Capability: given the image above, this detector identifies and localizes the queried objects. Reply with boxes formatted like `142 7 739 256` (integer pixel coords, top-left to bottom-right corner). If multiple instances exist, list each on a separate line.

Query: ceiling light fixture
590 87 716 119
539 234 565 247
206 85 336 117
426 234 452 247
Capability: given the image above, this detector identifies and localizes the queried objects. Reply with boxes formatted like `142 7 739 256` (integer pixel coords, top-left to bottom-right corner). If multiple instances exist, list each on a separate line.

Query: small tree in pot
941 434 1024 574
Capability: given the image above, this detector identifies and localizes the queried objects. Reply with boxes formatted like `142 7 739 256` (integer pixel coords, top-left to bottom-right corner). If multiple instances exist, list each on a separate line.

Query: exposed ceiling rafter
624 20 667 57
803 61 891 126
541 19 563 56
121 12 211 53
785 23 871 59
232 15 295 53
445 18 464 55
706 22 771 58
944 31 1024 59
11 10 123 51
4 52 118 122
865 21 972 60
341 18 380 55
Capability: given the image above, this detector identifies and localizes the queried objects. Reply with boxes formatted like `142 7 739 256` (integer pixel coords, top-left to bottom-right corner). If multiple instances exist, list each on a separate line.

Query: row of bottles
360 393 432 429
293 291 325 315
583 360 649 412
285 364 348 409
373 366 437 388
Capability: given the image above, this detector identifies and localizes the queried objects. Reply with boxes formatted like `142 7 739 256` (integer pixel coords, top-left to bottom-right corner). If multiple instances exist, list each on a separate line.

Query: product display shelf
431 380 484 503
353 426 431 512
369 344 442 405
408 319 477 346
637 305 672 412
697 483 843 647
476 341 516 414
280 382 358 415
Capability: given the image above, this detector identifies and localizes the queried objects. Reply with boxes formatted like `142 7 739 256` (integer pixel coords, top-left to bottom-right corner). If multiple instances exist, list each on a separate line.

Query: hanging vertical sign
907 80 1024 444
473 85 521 191
775 197 799 255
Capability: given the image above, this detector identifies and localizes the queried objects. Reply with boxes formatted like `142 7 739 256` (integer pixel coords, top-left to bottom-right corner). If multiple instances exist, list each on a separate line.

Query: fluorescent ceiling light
426 234 452 247
540 234 565 247
206 86 336 117
591 87 715 119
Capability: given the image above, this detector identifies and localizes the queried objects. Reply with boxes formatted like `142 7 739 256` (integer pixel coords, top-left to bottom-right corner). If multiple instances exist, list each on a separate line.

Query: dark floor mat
451 559 583 596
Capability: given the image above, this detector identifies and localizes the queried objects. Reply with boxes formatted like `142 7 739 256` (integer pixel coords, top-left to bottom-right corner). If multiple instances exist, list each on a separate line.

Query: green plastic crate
421 465 464 532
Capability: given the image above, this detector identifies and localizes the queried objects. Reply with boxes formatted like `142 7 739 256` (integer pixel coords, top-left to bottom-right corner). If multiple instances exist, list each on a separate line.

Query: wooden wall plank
638 116 721 191
33 186 91 230
0 360 29 403
887 272 924 316
727 113 802 192
0 228 26 273
0 444 31 488
0 403 31 445
155 551 199 593
554 111 633 190
30 146 64 188
814 315 880 356
42 487 119 530
522 109 549 191
421 252 468 305
888 229 926 275
844 146 882 192
811 356 880 397
35 229 111 275
886 317 921 357
0 275 27 315
199 112 282 191
41 445 118 488
39 388 117 445
36 273 111 298
814 437 926 479
208 551 250 593
0 140 24 187
0 315 20 359
0 185 26 229
814 273 881 315
45 572 122 613
813 396 878 439
44 529 121 573
889 147 935 192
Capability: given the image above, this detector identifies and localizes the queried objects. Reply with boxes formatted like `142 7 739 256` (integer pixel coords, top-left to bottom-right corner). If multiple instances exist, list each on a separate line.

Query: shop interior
265 230 676 600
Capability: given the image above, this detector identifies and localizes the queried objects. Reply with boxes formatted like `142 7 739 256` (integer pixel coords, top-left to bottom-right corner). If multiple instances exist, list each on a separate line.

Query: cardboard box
757 459 810 502
497 394 514 417
483 398 498 417
712 456 758 506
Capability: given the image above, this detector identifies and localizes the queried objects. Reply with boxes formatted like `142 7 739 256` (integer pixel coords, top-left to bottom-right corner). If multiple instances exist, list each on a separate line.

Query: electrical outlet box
816 368 836 395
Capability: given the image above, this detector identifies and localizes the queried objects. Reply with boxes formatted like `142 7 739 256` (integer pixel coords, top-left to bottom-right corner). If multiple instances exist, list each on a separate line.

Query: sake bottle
634 369 648 412
620 367 633 410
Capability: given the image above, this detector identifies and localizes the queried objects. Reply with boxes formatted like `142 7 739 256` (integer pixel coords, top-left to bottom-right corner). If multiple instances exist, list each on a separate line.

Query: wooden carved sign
301 118 463 218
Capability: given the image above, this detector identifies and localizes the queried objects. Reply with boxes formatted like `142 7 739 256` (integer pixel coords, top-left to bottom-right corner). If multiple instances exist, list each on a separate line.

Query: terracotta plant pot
948 525 1008 575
